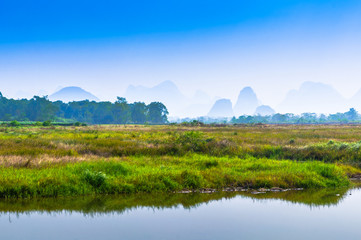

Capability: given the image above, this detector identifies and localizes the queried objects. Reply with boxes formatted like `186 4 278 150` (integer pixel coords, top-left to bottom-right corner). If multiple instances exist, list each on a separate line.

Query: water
0 188 360 240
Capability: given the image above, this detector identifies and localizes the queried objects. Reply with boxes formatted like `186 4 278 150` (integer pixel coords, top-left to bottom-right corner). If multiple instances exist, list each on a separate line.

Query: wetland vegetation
0 124 361 198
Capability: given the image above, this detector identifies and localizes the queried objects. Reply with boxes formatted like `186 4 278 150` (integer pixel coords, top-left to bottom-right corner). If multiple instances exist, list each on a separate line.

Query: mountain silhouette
181 90 213 117
277 82 347 114
124 80 187 116
233 87 260 116
349 89 361 110
49 87 99 102
208 99 234 118
255 105 275 116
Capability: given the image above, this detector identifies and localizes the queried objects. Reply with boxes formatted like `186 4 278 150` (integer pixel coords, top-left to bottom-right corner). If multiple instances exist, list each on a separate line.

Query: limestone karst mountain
182 90 214 117
255 105 276 116
191 90 212 104
233 87 260 116
277 82 347 114
208 99 234 118
49 87 99 102
124 80 187 116
349 88 361 111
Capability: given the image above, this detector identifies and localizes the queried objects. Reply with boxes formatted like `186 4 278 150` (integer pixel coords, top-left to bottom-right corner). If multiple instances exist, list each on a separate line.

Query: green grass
0 124 360 198
0 155 354 198
1 125 361 164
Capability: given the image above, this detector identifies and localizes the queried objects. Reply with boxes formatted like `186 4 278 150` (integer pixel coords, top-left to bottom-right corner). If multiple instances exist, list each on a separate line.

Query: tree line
177 108 361 125
230 108 359 124
0 93 169 124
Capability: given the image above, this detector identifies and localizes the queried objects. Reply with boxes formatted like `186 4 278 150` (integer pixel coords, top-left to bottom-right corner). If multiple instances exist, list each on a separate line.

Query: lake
0 187 359 240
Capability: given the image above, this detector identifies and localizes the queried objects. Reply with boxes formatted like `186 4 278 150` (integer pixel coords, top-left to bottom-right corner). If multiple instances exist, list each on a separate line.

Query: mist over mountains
124 81 187 116
43 81 361 118
206 82 361 118
208 99 234 118
124 80 217 117
49 87 99 103
122 81 361 118
277 82 349 114
233 87 259 116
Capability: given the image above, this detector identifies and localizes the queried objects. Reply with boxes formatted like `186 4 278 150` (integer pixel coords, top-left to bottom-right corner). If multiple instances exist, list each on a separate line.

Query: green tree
146 102 169 124
345 108 358 121
114 97 130 123
131 102 147 124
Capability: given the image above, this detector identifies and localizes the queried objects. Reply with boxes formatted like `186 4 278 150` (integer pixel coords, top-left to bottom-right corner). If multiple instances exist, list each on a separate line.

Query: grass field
0 124 361 198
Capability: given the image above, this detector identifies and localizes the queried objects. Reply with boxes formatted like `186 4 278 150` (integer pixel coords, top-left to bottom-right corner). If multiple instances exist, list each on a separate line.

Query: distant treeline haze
0 93 168 124
230 108 359 124
179 108 361 124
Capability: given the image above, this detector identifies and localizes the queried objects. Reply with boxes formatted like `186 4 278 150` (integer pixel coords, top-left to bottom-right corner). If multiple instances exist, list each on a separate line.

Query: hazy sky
1 0 361 107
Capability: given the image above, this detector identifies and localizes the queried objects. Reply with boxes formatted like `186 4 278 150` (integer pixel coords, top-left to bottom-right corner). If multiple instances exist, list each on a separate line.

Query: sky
1 0 361 109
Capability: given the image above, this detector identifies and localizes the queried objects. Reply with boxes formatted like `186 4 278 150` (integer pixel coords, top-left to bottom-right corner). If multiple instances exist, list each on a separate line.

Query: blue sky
0 0 326 43
1 0 361 107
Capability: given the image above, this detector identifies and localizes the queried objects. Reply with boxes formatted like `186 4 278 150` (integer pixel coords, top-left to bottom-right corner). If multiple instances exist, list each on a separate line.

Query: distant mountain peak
240 86 255 94
299 81 336 93
255 105 276 116
154 80 180 92
157 80 176 87
277 81 347 114
57 86 84 91
49 86 99 102
233 87 259 116
124 80 186 116
208 99 234 118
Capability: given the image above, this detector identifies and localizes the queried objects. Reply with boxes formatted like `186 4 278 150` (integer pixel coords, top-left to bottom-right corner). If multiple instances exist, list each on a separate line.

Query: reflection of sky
0 189 360 240
1 0 361 108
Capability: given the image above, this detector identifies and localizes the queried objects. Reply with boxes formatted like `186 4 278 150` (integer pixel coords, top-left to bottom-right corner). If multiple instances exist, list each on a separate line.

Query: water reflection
1 188 360 240
0 188 351 216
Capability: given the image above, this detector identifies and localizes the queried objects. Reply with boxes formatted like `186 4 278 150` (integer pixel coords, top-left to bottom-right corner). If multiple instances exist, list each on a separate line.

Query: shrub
82 169 107 188
9 120 21 127
42 121 52 126
176 131 206 152
34 121 43 126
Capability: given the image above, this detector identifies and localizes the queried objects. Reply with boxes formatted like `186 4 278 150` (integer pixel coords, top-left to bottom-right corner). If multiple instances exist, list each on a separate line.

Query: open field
1 124 361 198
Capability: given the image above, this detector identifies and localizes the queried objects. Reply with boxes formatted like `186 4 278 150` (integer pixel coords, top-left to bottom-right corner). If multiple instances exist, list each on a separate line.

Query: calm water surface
0 188 360 240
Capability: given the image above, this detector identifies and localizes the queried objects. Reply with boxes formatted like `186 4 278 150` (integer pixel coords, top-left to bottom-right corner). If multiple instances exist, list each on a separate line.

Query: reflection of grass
0 155 354 198
0 188 349 215
0 192 234 215
240 188 349 207
0 125 361 198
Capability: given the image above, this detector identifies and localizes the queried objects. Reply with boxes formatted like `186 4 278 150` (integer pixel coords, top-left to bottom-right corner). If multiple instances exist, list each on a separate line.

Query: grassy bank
0 154 355 198
0 124 360 198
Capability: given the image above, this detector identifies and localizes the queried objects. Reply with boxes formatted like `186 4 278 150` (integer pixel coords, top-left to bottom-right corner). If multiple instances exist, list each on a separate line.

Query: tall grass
0 155 354 198
1 125 361 164
0 124 360 198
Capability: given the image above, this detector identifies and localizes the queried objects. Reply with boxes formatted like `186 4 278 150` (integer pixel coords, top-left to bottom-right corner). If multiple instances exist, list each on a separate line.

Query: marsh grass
0 155 354 198
1 125 361 163
0 124 360 198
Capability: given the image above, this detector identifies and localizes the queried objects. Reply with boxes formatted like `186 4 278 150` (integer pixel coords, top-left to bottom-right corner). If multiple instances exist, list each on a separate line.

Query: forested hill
0 93 169 124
